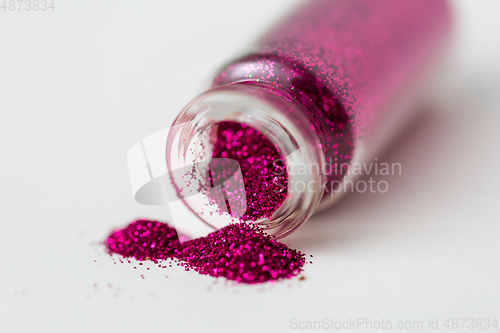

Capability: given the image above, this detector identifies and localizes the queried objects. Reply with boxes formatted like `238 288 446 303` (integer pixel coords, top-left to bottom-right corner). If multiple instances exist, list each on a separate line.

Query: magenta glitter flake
105 220 305 284
210 121 288 221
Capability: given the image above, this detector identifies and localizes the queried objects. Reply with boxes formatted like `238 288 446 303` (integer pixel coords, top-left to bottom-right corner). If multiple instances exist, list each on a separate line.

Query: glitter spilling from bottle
176 222 303 283
209 121 288 221
105 220 305 284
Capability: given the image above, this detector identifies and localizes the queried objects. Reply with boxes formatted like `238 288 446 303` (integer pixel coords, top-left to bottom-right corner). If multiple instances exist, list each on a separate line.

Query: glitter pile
177 222 303 283
106 220 305 284
209 121 288 221
106 220 180 262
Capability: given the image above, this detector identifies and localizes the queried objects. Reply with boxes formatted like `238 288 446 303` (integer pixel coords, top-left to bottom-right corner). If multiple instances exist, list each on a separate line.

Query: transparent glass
166 83 326 237
166 0 451 238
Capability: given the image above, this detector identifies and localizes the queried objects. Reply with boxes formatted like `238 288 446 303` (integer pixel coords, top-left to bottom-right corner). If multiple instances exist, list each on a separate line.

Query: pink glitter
105 220 305 284
210 121 288 221
108 0 451 282
106 220 180 262
177 222 304 283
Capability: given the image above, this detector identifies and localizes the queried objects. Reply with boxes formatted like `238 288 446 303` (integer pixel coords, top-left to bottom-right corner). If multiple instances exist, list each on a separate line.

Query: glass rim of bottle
166 83 326 238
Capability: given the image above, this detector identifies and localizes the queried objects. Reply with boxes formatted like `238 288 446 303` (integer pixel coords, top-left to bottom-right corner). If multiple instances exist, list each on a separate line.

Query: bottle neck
167 82 326 238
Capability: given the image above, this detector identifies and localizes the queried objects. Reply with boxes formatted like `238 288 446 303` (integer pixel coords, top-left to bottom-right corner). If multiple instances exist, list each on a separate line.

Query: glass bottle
167 0 452 237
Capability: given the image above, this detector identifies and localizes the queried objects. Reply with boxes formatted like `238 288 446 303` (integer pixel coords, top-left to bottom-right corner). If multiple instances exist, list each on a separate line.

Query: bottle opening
208 120 289 222
166 83 325 238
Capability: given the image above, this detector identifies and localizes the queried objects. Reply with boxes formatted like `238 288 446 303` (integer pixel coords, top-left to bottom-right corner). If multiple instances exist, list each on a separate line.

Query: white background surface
1 1 500 332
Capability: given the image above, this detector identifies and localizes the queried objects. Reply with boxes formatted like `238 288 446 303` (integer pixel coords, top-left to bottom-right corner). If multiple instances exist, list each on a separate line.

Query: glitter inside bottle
167 0 452 237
